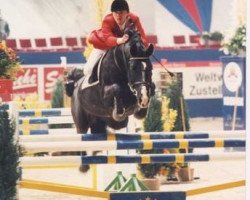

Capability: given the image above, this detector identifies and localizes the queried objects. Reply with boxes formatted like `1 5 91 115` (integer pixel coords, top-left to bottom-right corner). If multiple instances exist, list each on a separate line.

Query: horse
69 28 155 135
67 28 155 171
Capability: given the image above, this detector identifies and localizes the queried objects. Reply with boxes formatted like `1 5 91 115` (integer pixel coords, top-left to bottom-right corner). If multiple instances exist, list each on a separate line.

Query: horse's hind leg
74 109 90 173
79 117 107 173
71 91 90 133
71 97 93 172
72 109 89 134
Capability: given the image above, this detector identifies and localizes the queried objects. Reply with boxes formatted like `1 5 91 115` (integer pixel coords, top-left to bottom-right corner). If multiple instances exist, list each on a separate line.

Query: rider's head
111 0 129 26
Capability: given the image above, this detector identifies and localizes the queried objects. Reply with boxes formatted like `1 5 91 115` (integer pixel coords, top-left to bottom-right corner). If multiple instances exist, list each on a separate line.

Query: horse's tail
65 68 84 97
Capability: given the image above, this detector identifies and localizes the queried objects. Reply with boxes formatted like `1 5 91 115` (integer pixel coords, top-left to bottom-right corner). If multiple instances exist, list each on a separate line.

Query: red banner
13 68 38 94
0 79 13 102
44 67 64 100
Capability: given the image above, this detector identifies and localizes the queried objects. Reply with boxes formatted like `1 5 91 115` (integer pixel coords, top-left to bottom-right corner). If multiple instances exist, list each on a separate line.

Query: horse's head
124 28 154 108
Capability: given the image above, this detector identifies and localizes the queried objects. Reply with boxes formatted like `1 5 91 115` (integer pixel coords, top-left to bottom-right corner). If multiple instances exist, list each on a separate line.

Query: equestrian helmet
111 0 129 12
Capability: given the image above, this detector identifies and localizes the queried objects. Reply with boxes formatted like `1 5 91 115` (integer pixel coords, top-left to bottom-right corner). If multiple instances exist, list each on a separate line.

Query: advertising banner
13 67 38 98
44 67 64 100
0 79 13 102
221 56 246 130
12 66 64 101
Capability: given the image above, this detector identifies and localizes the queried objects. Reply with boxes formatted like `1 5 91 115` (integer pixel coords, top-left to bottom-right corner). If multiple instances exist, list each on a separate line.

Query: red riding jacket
88 12 148 50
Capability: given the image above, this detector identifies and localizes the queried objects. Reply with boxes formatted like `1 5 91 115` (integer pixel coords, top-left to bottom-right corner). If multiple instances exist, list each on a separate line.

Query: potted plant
0 106 21 199
162 78 193 182
0 42 21 80
0 42 22 101
221 25 246 56
209 31 224 44
137 96 163 190
200 32 210 46
200 31 224 46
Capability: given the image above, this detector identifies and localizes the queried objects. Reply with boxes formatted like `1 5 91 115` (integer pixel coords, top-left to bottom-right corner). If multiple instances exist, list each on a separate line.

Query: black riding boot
64 68 84 97
65 81 75 97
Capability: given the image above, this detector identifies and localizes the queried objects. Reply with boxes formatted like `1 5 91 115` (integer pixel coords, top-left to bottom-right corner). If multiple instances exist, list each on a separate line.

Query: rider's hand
117 34 129 45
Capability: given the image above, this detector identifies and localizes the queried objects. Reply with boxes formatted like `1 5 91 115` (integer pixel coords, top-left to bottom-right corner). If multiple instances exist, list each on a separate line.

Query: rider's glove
117 34 129 45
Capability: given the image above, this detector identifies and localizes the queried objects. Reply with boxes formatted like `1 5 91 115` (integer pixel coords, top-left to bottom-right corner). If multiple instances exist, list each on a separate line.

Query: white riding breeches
83 49 106 75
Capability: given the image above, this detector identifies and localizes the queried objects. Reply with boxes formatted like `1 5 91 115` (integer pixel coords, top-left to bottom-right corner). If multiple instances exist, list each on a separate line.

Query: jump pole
19 128 77 136
19 178 245 200
20 138 245 153
18 116 74 125
19 179 109 198
20 152 245 167
186 180 245 196
19 131 246 142
18 108 71 117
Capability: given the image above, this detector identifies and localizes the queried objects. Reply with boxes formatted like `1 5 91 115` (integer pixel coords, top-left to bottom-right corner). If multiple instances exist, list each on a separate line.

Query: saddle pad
80 74 99 90
81 52 106 90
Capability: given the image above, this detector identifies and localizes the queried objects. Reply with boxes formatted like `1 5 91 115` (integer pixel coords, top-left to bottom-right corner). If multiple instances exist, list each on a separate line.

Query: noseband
128 57 151 93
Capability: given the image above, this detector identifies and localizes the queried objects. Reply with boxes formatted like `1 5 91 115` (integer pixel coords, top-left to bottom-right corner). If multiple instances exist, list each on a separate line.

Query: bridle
113 45 151 95
128 57 151 94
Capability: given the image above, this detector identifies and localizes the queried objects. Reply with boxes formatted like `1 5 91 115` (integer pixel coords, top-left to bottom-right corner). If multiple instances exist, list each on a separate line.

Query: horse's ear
130 44 137 57
146 44 154 57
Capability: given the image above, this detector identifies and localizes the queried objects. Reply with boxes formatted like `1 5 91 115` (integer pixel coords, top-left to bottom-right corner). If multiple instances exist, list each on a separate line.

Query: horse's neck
113 45 129 71
99 45 129 86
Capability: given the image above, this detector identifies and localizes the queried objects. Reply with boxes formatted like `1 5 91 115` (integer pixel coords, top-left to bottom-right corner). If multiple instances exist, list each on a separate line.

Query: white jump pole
20 152 245 166
19 131 246 143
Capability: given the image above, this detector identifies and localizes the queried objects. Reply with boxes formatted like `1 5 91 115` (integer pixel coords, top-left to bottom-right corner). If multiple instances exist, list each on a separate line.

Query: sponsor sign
12 66 64 101
13 68 38 95
183 67 222 99
154 62 222 99
0 79 13 102
221 57 246 130
44 67 64 100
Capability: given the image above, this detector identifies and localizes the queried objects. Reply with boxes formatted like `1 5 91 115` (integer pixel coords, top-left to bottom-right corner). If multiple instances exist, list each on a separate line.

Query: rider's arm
101 15 129 47
101 19 119 48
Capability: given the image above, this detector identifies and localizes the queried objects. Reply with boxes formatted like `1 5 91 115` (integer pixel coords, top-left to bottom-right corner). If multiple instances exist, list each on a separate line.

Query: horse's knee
134 108 148 119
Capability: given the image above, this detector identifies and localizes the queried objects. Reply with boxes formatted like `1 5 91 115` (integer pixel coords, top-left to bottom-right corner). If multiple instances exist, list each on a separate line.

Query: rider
65 0 155 96
84 0 148 76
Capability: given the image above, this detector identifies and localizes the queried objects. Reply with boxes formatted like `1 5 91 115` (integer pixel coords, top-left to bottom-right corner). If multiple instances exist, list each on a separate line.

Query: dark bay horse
69 28 155 135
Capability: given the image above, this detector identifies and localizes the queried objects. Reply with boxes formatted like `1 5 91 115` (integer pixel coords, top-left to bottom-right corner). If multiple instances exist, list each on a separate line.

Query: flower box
0 79 13 102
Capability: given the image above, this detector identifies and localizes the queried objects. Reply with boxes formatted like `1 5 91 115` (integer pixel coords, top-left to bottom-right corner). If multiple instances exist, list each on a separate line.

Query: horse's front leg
104 84 126 121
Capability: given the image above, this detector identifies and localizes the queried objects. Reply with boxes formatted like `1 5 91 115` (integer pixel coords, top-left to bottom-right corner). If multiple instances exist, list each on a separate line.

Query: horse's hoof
112 108 126 122
79 164 90 173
